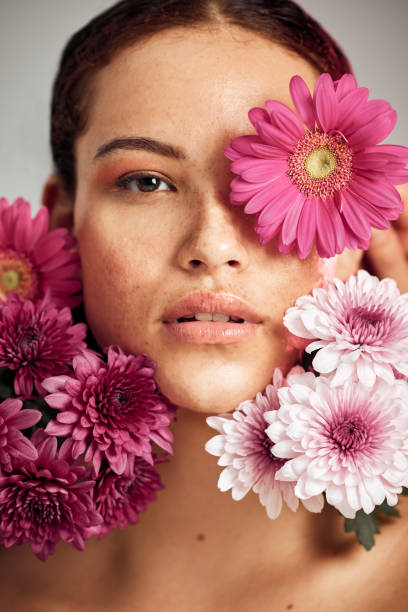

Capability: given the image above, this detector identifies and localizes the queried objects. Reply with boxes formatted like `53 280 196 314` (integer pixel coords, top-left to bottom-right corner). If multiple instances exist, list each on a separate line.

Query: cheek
75 209 166 350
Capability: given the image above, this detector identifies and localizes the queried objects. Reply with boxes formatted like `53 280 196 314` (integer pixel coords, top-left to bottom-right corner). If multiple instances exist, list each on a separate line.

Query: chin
154 358 280 414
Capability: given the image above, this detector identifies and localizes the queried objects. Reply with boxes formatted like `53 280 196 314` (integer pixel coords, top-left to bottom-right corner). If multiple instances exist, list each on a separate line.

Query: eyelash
115 172 175 193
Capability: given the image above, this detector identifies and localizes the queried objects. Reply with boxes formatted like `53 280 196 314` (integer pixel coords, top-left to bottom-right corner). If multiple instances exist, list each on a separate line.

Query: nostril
227 260 240 267
190 259 202 268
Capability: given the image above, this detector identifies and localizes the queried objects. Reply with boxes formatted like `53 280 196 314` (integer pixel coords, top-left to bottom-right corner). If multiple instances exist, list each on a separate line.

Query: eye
115 173 174 193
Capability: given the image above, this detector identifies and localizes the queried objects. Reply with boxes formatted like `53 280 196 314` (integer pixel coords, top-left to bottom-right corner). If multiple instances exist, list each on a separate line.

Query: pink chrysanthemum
225 73 408 259
205 369 323 518
0 197 81 308
0 294 86 397
44 347 176 475
265 373 408 518
0 430 101 561
0 398 41 472
91 456 164 539
284 270 408 387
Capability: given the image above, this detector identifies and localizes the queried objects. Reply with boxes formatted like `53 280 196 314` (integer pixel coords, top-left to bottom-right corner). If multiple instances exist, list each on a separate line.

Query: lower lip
164 321 258 344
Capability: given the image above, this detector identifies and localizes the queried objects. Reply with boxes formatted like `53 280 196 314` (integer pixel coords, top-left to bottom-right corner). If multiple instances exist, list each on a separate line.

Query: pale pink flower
266 373 408 518
0 197 81 308
0 430 101 561
205 369 323 519
284 270 408 387
0 294 86 397
0 398 41 472
44 347 176 475
91 456 164 539
225 73 408 259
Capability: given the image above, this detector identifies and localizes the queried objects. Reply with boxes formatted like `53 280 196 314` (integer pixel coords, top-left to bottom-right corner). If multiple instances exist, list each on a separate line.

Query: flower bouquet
0 197 176 561
207 72 408 550
206 271 408 549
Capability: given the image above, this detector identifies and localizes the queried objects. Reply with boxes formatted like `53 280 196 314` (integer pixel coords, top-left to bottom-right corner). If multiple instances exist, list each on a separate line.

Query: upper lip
163 292 262 323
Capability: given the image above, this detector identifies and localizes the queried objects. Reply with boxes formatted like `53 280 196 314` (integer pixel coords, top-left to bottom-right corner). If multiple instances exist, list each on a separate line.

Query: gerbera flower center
344 306 391 345
287 131 353 198
304 147 338 179
0 249 37 302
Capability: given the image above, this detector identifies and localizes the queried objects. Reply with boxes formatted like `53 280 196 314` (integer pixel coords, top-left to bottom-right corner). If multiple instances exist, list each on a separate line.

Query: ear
41 175 74 231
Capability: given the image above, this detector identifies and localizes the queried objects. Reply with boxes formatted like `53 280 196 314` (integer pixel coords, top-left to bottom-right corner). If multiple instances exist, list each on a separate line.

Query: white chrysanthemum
284 270 408 387
265 372 408 519
205 369 323 519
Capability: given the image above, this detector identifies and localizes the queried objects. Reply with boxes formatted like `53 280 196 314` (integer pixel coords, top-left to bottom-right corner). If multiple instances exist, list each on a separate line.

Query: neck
110 408 352 595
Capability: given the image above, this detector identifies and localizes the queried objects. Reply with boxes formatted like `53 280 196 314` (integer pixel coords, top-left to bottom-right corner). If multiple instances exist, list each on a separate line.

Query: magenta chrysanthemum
0 198 81 308
0 430 101 561
225 73 408 258
284 270 408 387
91 456 164 539
44 347 176 475
0 398 41 472
266 373 408 518
205 369 323 518
0 295 86 397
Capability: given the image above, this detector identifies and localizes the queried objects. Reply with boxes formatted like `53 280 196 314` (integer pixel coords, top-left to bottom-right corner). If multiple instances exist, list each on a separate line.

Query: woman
2 1 408 610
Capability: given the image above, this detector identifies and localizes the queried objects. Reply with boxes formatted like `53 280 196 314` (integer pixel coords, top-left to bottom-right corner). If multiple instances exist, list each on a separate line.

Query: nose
176 195 250 273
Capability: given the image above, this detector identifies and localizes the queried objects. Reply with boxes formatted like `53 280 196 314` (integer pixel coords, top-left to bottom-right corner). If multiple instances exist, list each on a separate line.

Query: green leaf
344 510 379 551
376 500 400 518
401 487 408 496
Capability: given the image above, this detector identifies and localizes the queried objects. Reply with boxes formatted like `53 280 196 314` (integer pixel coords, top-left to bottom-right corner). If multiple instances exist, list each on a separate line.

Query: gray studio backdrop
0 0 407 210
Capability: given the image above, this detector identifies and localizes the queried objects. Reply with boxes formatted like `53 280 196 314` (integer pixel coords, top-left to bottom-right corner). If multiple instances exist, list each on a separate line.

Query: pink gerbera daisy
0 430 101 561
266 373 408 518
225 73 408 258
205 369 323 518
44 347 176 476
0 198 81 308
0 294 86 397
283 270 408 387
0 398 41 472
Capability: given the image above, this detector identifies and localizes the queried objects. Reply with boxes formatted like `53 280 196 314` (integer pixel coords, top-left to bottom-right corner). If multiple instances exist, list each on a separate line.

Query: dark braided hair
51 0 352 196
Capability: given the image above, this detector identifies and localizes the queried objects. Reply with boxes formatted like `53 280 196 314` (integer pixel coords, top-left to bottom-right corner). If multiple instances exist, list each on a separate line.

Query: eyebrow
94 137 187 161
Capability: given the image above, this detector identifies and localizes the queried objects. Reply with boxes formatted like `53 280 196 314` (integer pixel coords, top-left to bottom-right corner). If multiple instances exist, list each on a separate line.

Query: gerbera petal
224 135 261 160
314 73 338 132
248 107 269 127
337 191 371 240
348 109 397 149
240 159 288 183
281 194 305 245
334 74 358 100
250 142 289 159
256 120 298 151
289 75 316 131
256 182 299 226
265 100 304 139
245 175 292 214
348 175 402 210
315 201 337 258
296 197 318 259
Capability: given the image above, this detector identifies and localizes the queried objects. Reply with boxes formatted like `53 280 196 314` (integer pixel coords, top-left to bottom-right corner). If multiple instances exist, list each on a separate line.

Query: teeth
176 313 246 322
212 313 230 322
195 313 213 321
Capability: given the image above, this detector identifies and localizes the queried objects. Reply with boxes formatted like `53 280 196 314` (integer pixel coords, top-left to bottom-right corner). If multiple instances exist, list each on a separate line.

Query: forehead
78 26 319 160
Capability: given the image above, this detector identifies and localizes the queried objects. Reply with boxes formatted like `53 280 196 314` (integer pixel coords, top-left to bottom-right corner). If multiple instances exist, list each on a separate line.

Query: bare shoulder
0 536 121 612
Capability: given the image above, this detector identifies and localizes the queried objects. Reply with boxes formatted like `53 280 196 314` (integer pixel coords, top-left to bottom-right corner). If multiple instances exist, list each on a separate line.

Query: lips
163 292 262 344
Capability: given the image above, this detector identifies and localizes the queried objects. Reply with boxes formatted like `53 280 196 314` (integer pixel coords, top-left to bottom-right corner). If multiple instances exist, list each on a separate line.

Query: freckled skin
74 26 322 414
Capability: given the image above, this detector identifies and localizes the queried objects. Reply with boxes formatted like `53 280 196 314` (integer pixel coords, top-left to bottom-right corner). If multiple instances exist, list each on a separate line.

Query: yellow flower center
1 269 20 292
0 250 37 302
304 147 338 180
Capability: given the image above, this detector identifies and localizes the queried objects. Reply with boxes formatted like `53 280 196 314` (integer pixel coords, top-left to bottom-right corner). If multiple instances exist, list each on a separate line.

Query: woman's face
73 26 321 413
